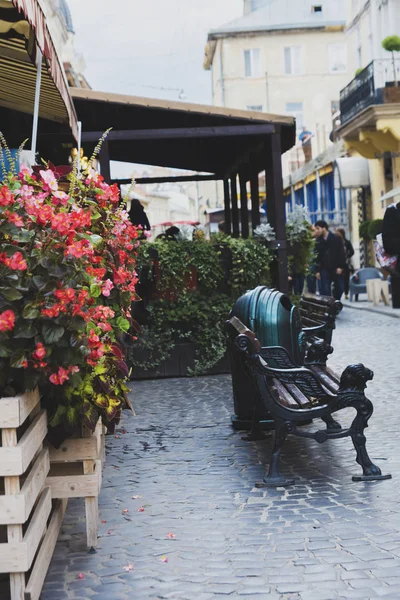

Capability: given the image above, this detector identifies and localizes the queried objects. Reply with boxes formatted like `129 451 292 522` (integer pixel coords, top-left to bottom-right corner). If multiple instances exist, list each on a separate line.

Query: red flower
5 211 24 227
49 367 70 386
66 240 90 258
0 186 14 206
32 342 46 361
51 213 71 236
2 251 27 271
0 310 15 332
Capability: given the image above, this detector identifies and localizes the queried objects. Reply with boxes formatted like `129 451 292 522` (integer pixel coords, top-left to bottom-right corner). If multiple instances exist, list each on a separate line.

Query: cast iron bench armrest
235 335 335 400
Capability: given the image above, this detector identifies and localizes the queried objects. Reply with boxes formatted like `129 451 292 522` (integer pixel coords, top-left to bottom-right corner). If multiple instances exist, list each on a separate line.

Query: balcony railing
340 58 400 125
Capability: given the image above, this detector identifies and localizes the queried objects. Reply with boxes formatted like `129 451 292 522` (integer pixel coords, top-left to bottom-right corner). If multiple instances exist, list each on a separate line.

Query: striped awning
0 0 78 139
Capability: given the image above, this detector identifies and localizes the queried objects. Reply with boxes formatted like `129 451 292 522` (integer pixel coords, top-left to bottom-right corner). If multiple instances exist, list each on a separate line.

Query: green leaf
14 322 38 339
0 287 23 301
116 316 130 333
49 404 67 427
10 350 27 368
42 322 65 344
90 283 101 298
23 303 40 319
0 341 13 357
11 229 34 243
89 234 103 246
32 275 47 291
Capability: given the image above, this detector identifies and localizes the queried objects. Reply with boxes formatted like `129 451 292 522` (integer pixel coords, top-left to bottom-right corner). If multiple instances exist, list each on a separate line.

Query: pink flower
49 367 70 386
0 310 15 332
40 169 58 192
101 279 114 297
52 191 69 206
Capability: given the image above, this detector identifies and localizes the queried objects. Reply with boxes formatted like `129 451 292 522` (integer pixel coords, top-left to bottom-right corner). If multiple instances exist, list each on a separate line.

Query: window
244 49 261 77
284 46 302 75
312 5 322 12
328 43 347 73
286 102 304 130
247 105 263 111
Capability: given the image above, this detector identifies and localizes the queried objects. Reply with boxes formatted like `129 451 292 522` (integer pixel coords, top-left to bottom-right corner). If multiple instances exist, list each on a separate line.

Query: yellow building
337 0 400 265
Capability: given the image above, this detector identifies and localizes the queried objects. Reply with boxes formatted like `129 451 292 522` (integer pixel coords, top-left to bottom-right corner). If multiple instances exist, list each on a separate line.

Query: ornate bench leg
242 403 268 441
256 420 295 487
322 414 341 431
350 398 392 482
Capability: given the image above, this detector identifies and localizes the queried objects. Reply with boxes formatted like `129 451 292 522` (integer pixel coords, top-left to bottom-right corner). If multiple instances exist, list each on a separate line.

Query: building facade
41 0 89 88
204 0 355 175
337 0 400 267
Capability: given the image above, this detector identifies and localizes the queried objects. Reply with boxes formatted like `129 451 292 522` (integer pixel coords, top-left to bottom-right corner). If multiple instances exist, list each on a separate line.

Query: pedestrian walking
336 227 354 299
299 126 313 163
314 220 346 298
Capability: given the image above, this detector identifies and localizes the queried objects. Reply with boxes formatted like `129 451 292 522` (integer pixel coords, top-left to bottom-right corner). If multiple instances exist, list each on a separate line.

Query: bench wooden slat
310 366 339 393
272 379 301 409
283 383 312 408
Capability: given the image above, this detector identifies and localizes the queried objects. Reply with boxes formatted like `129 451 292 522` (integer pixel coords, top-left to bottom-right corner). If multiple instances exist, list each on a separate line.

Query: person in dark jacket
128 199 151 231
382 202 400 264
314 220 346 298
336 227 354 299
382 202 400 308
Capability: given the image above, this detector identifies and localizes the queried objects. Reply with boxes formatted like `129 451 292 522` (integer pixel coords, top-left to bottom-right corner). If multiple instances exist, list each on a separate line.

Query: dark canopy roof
71 88 295 178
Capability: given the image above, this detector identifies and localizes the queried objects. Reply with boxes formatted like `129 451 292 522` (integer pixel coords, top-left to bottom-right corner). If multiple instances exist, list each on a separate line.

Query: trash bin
227 286 305 430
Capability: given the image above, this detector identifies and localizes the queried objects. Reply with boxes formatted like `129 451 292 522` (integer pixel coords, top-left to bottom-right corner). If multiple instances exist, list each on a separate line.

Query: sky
68 0 243 105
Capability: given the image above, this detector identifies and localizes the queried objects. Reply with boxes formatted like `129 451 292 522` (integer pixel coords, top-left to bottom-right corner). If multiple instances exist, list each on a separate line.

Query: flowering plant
0 135 140 435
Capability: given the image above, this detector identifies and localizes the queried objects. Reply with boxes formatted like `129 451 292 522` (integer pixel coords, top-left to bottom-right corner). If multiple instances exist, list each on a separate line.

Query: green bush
359 220 372 241
368 219 383 240
131 229 313 376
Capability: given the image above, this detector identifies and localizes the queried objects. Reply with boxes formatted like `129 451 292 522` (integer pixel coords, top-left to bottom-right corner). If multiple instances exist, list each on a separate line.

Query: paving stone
40 308 400 599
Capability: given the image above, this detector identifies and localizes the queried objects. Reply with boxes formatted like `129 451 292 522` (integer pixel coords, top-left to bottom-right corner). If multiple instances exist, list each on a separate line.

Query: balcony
340 59 400 126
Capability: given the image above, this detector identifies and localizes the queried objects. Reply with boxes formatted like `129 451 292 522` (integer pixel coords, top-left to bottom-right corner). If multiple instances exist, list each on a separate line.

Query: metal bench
299 293 343 346
230 321 391 487
227 287 342 435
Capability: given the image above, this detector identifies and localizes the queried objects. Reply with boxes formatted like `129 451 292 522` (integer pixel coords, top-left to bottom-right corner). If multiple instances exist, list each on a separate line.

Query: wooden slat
0 488 51 573
47 437 98 463
272 379 300 409
283 383 312 408
310 367 339 393
24 499 67 600
24 488 52 571
0 411 47 477
0 449 49 525
0 390 39 429
46 460 101 499
83 427 98 549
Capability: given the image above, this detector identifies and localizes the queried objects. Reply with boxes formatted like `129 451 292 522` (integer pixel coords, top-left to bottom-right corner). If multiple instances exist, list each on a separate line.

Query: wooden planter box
131 341 231 380
46 420 105 550
0 389 66 600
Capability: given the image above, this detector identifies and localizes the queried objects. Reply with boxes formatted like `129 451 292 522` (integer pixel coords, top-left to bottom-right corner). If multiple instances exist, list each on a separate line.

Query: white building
204 0 356 175
41 0 89 87
346 0 400 68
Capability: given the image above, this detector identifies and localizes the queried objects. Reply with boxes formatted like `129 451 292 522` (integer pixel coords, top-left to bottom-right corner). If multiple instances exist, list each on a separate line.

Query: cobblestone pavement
42 307 400 600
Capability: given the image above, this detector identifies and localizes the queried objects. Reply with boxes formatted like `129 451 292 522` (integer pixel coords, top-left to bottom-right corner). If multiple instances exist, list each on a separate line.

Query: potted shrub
382 35 400 86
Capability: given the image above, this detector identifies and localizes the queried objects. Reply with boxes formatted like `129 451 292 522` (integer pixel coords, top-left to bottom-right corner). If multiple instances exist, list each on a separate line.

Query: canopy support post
239 170 249 238
265 131 288 293
250 169 260 233
223 179 232 235
31 48 42 162
230 174 240 238
99 140 111 182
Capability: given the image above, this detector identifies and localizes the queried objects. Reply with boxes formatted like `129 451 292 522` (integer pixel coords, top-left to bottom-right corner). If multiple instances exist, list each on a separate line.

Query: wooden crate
46 420 104 549
0 389 60 600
